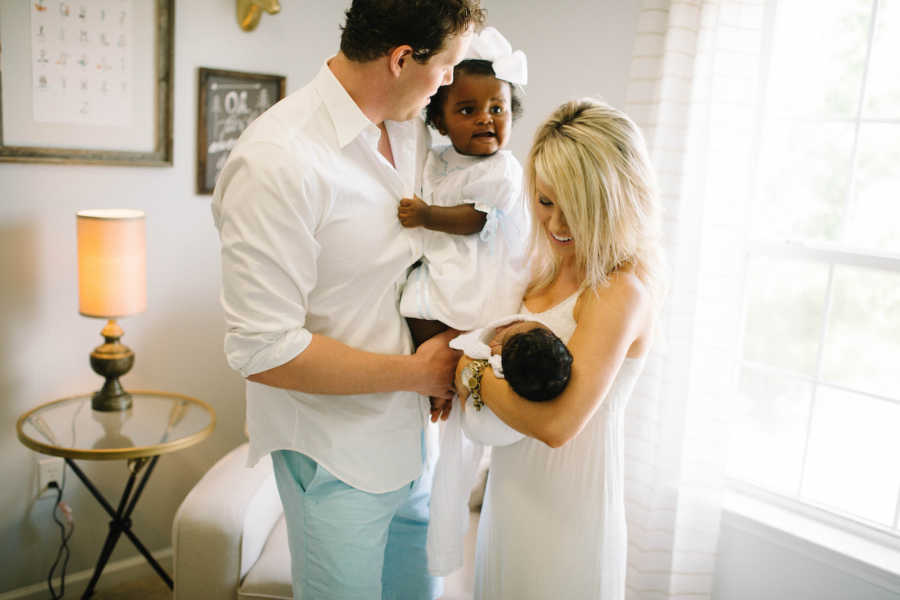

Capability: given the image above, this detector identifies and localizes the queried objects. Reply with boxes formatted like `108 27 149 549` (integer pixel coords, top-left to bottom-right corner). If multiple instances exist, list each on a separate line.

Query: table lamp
76 209 146 412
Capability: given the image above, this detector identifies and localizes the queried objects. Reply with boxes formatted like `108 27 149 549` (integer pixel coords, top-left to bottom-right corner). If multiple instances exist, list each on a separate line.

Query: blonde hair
526 98 665 305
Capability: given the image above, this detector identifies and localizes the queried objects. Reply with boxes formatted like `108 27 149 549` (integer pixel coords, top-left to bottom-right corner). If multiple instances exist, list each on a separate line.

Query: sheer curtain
622 1 766 598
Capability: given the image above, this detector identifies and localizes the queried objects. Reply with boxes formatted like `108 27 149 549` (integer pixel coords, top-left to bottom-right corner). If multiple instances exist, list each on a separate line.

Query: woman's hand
398 196 429 228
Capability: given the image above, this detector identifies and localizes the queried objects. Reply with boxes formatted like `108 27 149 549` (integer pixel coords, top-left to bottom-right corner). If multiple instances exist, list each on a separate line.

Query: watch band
464 359 489 411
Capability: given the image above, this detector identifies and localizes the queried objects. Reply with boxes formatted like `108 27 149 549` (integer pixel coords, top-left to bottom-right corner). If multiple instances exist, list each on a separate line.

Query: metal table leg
64 456 173 599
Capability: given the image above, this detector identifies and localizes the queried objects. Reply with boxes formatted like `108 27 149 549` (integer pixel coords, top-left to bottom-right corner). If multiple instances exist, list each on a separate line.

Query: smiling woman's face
534 176 575 261
488 320 547 355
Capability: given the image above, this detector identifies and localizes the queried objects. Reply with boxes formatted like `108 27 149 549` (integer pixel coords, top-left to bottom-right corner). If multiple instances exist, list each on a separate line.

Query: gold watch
460 359 489 411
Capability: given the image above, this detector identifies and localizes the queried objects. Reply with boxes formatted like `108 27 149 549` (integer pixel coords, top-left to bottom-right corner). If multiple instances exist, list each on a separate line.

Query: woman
455 98 665 599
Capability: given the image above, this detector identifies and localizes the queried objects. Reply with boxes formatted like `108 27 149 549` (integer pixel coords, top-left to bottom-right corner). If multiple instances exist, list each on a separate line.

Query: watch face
461 364 474 390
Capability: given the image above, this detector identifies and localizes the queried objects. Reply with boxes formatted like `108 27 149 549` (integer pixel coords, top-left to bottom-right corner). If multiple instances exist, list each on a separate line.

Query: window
726 0 900 537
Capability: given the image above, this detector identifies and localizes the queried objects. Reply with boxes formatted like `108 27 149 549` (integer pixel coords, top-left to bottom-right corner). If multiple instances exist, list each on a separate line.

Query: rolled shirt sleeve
213 141 323 378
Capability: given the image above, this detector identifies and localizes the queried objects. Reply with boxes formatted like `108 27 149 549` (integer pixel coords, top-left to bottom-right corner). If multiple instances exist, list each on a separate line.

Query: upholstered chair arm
172 443 283 600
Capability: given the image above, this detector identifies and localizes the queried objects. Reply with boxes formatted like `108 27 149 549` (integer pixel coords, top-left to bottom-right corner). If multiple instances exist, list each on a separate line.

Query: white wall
0 0 638 593
479 0 639 159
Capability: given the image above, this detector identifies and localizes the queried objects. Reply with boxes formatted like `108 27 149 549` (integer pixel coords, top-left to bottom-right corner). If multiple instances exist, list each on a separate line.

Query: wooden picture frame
196 67 285 195
0 0 174 166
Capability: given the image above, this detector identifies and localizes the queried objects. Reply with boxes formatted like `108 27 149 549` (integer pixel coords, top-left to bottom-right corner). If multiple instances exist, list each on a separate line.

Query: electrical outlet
36 457 64 499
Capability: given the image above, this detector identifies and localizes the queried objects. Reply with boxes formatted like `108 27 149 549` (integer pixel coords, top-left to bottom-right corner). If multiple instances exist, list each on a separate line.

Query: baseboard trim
0 547 172 600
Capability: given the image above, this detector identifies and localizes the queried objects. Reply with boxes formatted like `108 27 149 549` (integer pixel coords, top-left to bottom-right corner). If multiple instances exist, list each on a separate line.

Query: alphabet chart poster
30 0 134 126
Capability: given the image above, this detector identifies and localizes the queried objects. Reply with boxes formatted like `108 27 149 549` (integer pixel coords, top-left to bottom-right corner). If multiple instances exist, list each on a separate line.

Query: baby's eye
459 107 473 115
490 105 505 114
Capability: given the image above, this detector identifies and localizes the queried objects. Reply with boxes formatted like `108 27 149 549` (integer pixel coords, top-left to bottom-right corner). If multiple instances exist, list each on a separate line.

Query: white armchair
172 443 292 599
172 443 482 600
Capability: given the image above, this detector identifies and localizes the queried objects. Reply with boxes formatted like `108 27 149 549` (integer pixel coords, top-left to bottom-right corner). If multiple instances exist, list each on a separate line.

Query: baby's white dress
473 292 646 600
400 145 531 331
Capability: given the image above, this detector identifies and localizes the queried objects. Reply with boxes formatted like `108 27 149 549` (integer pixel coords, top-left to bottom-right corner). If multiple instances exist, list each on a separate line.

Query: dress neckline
523 289 646 363
521 288 581 316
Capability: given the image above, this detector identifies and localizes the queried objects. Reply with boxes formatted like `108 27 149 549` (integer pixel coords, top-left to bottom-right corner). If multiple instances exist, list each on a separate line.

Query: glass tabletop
16 390 215 460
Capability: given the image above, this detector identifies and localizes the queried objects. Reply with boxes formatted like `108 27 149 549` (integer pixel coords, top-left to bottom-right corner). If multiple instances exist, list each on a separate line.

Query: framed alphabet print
0 0 174 166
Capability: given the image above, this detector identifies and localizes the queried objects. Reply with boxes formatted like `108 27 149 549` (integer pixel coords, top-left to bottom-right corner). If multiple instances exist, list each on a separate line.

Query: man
211 1 484 599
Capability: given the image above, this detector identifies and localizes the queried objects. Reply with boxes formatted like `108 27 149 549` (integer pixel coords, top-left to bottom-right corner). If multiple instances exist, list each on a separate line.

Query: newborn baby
486 319 572 402
450 316 572 445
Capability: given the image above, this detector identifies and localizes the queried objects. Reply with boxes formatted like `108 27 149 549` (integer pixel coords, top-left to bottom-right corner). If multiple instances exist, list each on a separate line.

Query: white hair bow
465 27 528 86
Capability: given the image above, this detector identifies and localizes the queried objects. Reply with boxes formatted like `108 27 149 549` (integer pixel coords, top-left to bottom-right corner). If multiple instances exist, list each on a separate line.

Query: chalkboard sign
196 67 285 194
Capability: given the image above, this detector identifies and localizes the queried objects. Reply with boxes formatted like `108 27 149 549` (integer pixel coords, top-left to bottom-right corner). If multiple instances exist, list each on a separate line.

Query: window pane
801 386 900 525
844 124 900 254
822 265 900 399
767 0 872 119
727 367 811 494
755 121 854 242
742 257 829 375
863 0 900 119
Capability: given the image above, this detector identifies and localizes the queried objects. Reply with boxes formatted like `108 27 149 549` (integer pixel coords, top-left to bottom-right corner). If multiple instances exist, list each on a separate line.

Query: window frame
729 0 900 542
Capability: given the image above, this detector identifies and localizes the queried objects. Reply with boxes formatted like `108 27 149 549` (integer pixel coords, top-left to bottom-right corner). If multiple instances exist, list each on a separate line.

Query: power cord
47 477 74 599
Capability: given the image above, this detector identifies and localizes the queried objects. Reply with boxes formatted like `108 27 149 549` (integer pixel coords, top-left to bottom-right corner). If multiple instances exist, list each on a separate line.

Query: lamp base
91 380 133 412
90 319 135 412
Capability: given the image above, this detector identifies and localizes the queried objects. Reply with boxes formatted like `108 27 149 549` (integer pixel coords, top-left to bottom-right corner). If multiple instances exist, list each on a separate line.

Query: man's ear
388 45 414 77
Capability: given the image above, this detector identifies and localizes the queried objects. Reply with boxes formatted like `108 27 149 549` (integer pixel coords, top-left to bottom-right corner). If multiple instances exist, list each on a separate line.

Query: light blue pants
271 448 440 600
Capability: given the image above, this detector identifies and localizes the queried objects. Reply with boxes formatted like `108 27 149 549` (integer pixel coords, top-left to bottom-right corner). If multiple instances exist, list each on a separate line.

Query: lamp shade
77 209 146 318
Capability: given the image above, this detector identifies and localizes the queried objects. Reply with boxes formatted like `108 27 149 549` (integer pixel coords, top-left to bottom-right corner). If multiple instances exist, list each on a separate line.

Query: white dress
400 145 531 331
473 291 646 600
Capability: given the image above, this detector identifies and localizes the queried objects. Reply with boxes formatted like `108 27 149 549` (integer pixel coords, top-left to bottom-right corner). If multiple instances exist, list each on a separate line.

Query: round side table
17 390 215 598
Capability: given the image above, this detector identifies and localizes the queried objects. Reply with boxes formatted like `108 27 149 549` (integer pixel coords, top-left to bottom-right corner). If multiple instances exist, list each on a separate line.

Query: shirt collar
313 61 379 149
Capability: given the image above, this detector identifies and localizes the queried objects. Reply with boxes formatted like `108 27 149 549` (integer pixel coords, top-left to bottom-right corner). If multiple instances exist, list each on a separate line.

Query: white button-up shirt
211 63 431 493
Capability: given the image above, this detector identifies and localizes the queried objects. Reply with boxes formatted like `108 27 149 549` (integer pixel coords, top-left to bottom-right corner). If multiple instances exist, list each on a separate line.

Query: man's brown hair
340 0 485 64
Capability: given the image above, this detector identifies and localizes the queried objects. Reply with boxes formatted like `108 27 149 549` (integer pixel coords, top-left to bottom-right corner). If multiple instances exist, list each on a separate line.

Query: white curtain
623 1 766 598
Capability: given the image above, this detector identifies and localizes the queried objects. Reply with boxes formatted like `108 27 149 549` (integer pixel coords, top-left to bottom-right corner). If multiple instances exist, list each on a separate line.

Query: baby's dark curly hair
425 59 524 130
501 327 572 403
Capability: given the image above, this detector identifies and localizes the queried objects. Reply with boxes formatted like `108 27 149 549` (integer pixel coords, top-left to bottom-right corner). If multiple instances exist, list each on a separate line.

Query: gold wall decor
237 0 281 31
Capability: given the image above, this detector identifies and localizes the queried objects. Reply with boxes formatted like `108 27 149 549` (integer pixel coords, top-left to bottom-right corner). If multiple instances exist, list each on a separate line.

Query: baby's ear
432 115 447 136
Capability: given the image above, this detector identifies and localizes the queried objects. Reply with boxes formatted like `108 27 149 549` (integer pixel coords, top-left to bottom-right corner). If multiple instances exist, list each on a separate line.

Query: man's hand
413 329 462 399
398 196 429 228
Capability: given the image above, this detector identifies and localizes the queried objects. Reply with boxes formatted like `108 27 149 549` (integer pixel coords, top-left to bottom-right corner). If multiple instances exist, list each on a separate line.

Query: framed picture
196 67 285 195
0 0 174 166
